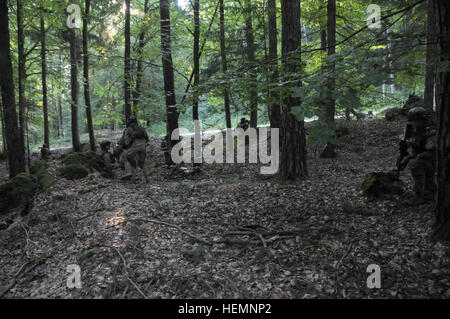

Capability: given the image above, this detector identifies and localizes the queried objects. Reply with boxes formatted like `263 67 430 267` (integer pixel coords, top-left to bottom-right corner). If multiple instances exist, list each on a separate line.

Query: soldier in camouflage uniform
100 140 115 173
121 115 150 181
399 107 437 204
237 117 250 131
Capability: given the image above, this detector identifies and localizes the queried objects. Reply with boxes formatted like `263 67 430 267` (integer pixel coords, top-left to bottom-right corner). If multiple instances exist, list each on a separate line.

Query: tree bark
325 0 336 123
69 27 81 152
124 0 132 121
133 0 149 110
160 0 179 164
0 0 25 178
41 16 50 147
17 0 26 149
433 0 450 241
424 0 437 110
280 0 307 181
244 0 258 128
193 0 200 121
219 0 231 128
268 0 281 129
83 0 96 151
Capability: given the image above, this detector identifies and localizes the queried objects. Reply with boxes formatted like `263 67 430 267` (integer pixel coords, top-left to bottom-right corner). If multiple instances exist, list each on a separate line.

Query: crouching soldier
100 140 115 174
398 107 437 204
121 116 150 182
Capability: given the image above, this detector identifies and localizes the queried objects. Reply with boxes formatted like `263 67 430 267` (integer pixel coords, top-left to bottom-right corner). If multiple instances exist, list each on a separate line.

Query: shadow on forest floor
1 119 449 299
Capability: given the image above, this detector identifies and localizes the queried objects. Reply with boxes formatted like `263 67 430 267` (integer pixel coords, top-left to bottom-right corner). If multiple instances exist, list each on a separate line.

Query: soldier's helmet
408 107 427 122
100 140 111 150
127 115 138 126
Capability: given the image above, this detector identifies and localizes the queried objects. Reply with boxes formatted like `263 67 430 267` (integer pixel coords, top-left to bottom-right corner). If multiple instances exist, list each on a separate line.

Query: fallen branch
0 252 54 298
130 218 211 246
110 246 148 299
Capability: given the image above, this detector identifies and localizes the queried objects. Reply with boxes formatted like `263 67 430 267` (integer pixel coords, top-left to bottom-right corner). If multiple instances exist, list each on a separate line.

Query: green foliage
307 120 336 150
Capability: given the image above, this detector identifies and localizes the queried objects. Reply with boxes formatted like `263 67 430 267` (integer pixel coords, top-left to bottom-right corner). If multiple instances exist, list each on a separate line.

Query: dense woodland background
1 0 450 299
0 0 438 150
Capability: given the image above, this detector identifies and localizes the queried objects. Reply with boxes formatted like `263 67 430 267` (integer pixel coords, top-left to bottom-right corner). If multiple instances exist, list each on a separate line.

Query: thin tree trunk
83 0 96 151
133 0 149 109
124 0 132 121
280 0 307 180
57 55 64 138
160 0 179 164
424 0 437 110
181 0 220 105
268 0 281 129
219 0 231 128
0 106 6 155
244 0 258 128
193 0 200 121
41 16 50 148
325 0 336 123
57 93 64 138
26 103 31 169
0 0 25 178
17 0 26 149
69 27 81 152
433 0 450 240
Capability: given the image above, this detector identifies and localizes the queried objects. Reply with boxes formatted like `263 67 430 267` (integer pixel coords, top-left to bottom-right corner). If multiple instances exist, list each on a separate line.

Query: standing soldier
121 115 150 182
397 107 437 204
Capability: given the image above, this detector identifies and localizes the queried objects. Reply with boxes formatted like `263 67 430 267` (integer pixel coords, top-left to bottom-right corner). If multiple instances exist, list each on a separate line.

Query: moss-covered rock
60 151 107 180
31 160 55 190
0 173 38 215
60 164 90 180
362 171 403 198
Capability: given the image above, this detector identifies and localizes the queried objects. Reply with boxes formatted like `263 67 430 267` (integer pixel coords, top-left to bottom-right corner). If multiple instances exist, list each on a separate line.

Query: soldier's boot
121 160 134 180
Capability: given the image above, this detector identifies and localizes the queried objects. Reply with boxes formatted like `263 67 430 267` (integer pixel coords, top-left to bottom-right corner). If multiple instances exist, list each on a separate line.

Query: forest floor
1 118 450 299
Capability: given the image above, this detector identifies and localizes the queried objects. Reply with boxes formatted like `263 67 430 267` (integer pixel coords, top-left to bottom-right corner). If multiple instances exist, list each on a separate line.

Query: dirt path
1 119 449 299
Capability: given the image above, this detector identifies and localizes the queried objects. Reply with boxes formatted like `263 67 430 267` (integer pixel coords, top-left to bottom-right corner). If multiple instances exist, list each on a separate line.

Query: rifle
396 123 413 178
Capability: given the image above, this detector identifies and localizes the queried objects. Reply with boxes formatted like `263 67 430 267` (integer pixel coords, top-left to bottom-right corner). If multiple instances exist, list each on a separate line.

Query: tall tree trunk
433 0 450 240
41 16 50 148
193 0 200 121
124 0 132 121
325 0 336 123
280 0 307 180
0 0 25 178
57 54 64 138
69 27 81 152
17 0 26 149
0 105 6 154
219 0 231 128
424 0 437 110
83 0 96 151
268 0 281 129
160 0 179 164
244 0 258 128
133 0 149 109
